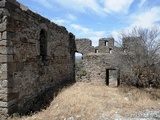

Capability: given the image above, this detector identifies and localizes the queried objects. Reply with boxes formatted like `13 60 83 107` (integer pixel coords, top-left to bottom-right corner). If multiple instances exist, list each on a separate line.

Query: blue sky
17 0 160 46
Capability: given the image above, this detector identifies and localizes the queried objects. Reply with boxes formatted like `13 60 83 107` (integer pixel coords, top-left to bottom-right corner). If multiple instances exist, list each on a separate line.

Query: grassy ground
9 82 160 120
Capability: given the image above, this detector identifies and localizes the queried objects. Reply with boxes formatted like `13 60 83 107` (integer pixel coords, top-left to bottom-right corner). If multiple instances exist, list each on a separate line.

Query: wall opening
40 29 47 61
75 52 83 62
106 69 120 86
105 41 108 46
109 48 112 54
95 49 98 53
106 69 109 85
123 48 126 53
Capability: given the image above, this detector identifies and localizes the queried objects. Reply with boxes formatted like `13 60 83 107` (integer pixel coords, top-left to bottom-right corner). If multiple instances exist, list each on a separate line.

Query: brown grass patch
8 82 160 120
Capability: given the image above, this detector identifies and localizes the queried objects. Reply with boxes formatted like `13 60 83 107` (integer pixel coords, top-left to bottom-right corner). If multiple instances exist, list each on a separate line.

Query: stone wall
75 39 94 54
0 0 76 117
75 37 143 85
76 38 120 84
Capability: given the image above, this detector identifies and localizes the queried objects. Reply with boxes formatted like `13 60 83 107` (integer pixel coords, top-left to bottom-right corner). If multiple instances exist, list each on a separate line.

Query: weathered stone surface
0 0 76 117
0 46 13 54
0 71 7 79
0 63 7 72
76 38 119 84
0 94 7 101
0 22 7 31
0 101 7 107
0 54 13 62
0 88 7 94
1 80 7 87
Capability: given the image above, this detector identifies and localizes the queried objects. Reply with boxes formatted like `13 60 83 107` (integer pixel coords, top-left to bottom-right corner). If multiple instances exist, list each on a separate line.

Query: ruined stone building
0 0 144 118
75 37 141 85
76 38 120 85
0 0 76 117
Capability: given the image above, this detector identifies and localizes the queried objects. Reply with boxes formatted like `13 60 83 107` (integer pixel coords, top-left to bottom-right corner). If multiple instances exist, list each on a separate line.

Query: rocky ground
9 81 160 120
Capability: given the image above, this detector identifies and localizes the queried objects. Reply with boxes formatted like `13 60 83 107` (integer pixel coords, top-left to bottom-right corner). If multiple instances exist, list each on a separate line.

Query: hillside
9 82 160 120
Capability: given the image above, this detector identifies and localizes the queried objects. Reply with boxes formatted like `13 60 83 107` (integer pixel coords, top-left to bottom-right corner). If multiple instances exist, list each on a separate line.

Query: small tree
118 26 160 88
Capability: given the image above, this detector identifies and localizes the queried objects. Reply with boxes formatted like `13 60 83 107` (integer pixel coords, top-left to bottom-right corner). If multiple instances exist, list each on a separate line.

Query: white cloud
54 0 103 15
138 0 147 8
33 0 53 9
51 19 106 46
109 6 160 45
51 18 69 26
130 7 160 28
111 31 120 41
51 14 77 26
70 24 106 37
66 14 77 21
70 24 90 34
32 0 134 16
70 24 107 46
103 0 134 13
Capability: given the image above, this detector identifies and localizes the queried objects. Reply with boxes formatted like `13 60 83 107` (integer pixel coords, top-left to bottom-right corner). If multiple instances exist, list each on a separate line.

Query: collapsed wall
0 0 76 117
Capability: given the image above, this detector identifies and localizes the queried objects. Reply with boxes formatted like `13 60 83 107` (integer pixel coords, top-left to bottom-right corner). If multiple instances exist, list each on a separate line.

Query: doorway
105 69 120 86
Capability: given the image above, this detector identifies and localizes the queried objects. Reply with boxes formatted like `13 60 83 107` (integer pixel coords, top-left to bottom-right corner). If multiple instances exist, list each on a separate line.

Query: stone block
1 31 7 39
0 101 7 107
0 40 6 45
0 40 13 46
0 54 13 62
0 94 7 101
0 99 17 108
0 1 5 8
0 71 7 80
0 23 7 32
0 46 13 54
0 63 7 72
0 46 7 54
1 108 8 115
2 31 19 41
2 80 7 88
0 88 7 94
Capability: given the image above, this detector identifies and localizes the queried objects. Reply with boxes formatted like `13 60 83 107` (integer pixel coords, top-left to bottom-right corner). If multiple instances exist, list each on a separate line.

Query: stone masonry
0 0 76 118
75 37 142 85
76 38 121 85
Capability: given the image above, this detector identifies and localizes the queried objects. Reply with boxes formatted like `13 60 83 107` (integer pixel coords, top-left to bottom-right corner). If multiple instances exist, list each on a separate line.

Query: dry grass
9 82 160 120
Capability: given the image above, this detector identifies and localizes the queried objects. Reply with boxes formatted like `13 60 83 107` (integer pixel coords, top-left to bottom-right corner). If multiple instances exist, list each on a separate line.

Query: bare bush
118 26 160 88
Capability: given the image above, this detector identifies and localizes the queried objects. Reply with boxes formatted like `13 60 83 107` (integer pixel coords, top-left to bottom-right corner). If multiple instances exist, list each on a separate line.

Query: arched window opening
40 29 47 61
105 41 108 46
75 52 83 62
